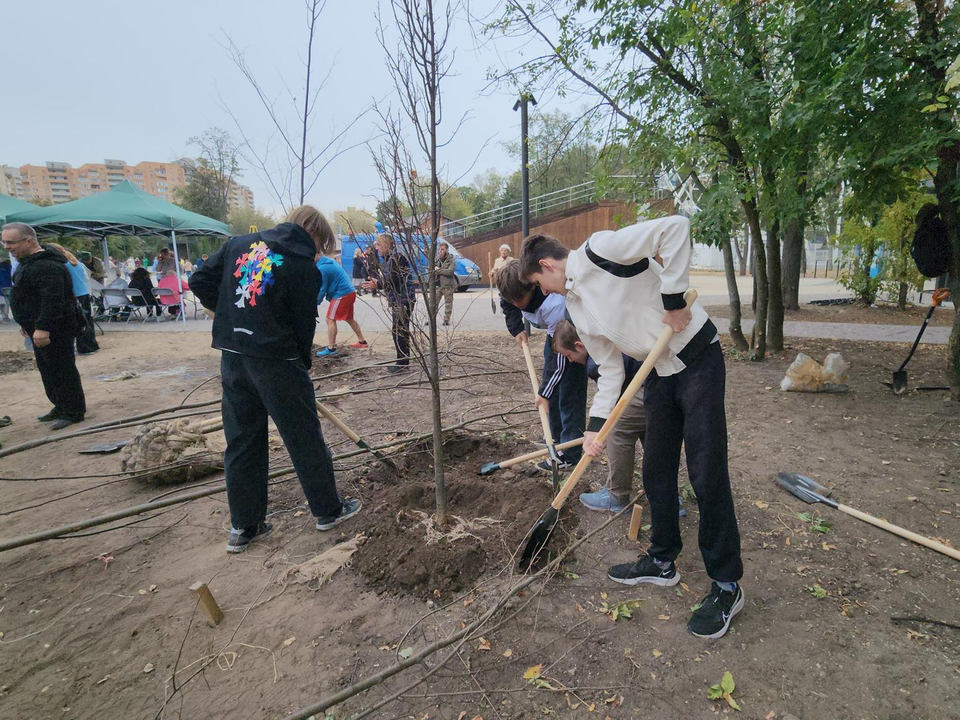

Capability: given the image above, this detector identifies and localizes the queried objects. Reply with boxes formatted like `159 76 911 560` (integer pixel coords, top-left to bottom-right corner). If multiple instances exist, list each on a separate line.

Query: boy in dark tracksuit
190 207 361 553
497 259 585 468
520 217 743 640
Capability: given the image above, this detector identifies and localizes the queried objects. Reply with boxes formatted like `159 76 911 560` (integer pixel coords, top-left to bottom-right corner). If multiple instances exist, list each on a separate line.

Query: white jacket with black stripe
562 215 718 432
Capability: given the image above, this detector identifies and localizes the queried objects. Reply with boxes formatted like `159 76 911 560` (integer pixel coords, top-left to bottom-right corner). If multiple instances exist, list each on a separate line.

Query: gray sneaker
316 498 362 531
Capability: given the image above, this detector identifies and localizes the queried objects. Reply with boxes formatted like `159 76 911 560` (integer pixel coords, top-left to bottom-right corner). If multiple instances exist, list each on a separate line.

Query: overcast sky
1 0 583 219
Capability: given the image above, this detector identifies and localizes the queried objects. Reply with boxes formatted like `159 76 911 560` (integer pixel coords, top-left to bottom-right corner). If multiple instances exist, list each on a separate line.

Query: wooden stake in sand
628 504 643 542
189 581 224 627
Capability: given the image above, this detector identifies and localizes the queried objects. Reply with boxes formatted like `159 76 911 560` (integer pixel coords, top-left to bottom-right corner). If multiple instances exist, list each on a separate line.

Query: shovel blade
478 461 500 476
79 441 127 455
892 370 908 395
776 471 831 505
518 507 559 570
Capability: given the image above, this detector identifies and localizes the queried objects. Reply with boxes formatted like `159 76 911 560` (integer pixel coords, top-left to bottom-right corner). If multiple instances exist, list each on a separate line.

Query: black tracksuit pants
642 341 743 582
391 299 414 365
34 330 86 420
220 352 343 530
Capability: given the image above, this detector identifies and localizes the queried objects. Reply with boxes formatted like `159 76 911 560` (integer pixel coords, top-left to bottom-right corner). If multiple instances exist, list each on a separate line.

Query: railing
452 175 666 238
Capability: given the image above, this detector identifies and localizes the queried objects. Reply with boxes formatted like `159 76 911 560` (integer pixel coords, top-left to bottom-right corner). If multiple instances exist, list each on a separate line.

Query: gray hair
499 244 511 253
1 222 38 242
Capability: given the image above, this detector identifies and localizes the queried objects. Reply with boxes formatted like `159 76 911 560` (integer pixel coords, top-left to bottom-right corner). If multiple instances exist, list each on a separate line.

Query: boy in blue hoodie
315 254 368 357
498 259 586 469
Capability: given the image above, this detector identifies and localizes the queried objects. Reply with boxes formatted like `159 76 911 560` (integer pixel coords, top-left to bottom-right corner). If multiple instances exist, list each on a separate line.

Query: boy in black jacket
190 206 360 553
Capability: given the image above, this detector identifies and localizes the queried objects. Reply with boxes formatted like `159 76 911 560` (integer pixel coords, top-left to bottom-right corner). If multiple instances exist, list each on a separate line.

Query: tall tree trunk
897 282 908 311
782 216 805 310
743 199 767 360
766 219 785 352
722 237 749 350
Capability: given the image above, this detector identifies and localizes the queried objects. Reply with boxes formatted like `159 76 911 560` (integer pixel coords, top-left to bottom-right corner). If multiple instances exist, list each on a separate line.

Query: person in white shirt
519 217 743 640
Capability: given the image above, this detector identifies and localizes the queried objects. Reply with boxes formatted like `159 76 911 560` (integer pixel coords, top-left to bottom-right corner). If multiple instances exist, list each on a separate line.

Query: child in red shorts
316 255 367 357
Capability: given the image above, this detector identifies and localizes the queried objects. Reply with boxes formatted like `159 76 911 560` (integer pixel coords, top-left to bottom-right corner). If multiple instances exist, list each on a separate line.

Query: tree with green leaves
493 0 902 361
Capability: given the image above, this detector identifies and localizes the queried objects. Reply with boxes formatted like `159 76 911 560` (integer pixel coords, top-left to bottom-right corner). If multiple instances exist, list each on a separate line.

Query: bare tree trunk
743 199 767 360
426 0 446 527
782 215 805 310
766 218 785 352
734 232 748 276
722 237 749 350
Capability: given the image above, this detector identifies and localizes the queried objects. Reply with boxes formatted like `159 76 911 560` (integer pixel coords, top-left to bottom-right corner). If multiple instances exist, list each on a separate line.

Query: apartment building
3 159 254 210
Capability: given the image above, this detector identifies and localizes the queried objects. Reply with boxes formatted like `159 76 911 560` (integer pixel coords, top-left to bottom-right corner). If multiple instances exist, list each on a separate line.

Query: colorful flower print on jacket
234 241 284 309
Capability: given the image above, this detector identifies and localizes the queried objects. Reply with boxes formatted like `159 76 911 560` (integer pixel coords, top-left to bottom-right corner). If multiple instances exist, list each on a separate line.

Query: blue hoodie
316 256 355 303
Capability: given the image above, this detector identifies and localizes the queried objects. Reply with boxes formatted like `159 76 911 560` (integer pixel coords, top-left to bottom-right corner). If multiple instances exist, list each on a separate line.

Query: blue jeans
543 335 586 463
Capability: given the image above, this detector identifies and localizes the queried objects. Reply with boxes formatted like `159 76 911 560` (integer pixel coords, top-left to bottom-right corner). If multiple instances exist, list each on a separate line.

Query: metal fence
451 175 666 238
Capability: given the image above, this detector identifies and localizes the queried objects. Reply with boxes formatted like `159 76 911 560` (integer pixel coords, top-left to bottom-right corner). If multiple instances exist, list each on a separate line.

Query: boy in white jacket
519 216 744 640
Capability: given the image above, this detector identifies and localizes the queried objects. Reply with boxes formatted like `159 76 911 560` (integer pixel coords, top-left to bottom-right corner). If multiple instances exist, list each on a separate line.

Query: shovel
316 400 400 473
891 288 950 394
479 437 585 476
488 252 497 314
777 472 960 562
521 338 561 494
518 289 696 570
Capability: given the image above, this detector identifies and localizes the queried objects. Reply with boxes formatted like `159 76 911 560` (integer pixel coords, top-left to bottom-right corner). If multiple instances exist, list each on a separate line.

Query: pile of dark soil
0 350 35 375
349 432 580 599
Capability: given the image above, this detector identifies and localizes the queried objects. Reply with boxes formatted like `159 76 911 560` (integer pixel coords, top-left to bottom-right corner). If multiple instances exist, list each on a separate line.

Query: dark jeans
34 331 86 420
391 299 414 365
642 341 743 582
220 352 342 529
76 295 99 354
543 336 587 463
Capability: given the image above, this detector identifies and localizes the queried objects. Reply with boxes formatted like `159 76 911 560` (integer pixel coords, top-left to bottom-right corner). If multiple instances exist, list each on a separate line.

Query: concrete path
0 275 950 344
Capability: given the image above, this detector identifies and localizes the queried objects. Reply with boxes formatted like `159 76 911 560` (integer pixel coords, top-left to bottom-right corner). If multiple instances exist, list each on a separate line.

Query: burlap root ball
120 419 222 485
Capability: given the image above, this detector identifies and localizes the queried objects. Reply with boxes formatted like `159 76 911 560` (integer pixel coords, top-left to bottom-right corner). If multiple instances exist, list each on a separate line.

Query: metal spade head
776 472 837 507
479 461 501 476
79 441 127 455
518 507 559 570
891 370 908 395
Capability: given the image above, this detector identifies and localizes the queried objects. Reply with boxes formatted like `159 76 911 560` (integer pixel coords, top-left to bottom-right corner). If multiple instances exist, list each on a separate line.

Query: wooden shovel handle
521 338 557 448
316 401 362 444
498 437 585 470
837 504 960 562
550 289 698 511
488 252 493 288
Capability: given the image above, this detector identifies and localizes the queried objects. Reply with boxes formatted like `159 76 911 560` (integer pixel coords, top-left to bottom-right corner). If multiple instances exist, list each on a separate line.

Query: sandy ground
0 329 958 720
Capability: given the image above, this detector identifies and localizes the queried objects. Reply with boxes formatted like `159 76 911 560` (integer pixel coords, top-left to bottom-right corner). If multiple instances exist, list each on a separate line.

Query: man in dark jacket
189 206 361 553
363 234 416 373
3 223 86 430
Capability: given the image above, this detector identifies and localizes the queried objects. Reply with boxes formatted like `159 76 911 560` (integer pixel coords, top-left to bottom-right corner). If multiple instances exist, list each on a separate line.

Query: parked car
340 234 482 292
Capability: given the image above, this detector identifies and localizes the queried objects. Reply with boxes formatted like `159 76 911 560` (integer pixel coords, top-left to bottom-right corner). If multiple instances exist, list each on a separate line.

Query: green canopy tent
0 194 38 224
7 180 231 322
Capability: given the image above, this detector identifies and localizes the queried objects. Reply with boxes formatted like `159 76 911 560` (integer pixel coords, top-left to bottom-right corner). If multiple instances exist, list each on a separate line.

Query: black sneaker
316 498 362 531
38 409 61 422
50 417 83 431
687 583 744 639
535 454 573 473
387 364 410 374
226 521 273 554
608 555 680 587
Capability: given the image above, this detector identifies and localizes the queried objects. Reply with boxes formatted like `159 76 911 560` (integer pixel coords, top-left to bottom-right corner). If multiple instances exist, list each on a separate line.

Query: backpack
912 203 953 278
